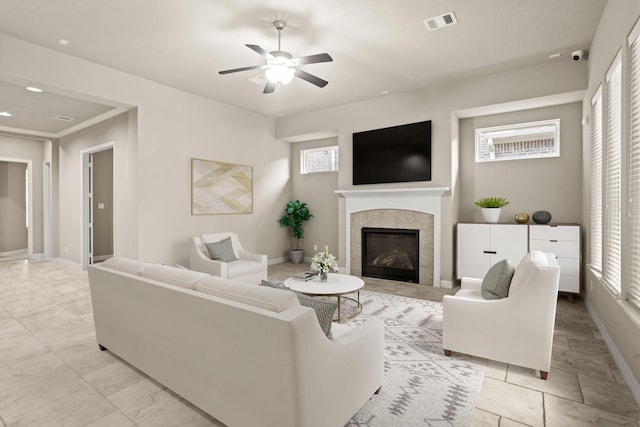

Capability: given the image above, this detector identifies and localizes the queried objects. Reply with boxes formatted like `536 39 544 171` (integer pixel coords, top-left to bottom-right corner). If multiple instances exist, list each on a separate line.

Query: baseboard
268 257 286 265
0 248 27 257
584 296 640 407
30 252 45 260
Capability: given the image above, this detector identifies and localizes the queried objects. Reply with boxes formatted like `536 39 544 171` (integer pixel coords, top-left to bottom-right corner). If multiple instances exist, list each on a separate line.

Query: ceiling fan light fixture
265 58 296 84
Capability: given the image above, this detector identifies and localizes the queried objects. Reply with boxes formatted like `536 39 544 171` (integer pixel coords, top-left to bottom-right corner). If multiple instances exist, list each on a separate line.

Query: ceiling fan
219 20 333 94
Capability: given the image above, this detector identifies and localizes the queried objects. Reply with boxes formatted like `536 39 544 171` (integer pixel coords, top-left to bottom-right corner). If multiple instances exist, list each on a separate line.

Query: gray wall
459 103 583 224
92 148 113 258
290 137 339 258
581 0 640 394
277 58 588 281
0 134 48 255
0 161 27 252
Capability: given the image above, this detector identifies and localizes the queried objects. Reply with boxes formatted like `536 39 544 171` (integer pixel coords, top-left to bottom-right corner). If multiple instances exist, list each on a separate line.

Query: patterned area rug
339 290 486 427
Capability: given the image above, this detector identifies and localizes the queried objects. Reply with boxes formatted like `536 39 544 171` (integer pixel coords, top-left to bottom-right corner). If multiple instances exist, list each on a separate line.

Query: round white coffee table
284 273 365 323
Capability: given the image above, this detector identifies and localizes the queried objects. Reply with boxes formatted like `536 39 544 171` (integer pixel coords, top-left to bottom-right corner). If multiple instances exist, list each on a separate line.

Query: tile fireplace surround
335 187 449 287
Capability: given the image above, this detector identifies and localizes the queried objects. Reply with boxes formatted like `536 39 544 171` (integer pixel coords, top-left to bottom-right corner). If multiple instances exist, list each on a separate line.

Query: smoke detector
424 12 458 31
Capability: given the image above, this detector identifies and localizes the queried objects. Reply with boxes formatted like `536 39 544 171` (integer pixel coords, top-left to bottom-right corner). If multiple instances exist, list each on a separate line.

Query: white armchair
443 251 561 379
190 232 267 285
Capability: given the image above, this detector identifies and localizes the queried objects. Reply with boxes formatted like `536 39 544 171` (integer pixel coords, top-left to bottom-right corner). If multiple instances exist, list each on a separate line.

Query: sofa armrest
461 277 483 291
189 239 228 277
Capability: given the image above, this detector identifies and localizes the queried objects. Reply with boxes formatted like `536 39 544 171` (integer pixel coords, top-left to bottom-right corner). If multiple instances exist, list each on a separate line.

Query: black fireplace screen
361 227 419 283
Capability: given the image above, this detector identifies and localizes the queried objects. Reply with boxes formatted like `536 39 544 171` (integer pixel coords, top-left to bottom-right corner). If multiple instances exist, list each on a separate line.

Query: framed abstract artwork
191 158 253 214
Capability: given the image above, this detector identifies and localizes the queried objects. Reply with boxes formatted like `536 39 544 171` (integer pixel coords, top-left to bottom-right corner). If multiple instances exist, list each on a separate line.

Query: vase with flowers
310 248 339 282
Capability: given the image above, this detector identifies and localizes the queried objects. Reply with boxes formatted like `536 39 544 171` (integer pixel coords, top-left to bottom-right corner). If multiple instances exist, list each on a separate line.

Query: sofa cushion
228 260 262 279
508 250 545 297
481 258 515 300
205 237 238 263
139 264 209 290
101 257 148 275
196 276 299 313
260 280 337 338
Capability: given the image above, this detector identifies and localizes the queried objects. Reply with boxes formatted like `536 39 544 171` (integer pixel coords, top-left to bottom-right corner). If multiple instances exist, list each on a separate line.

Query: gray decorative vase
532 210 552 224
289 249 304 264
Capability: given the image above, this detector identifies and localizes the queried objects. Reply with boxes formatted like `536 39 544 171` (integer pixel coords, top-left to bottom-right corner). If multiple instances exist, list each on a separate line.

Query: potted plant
474 196 509 223
278 200 313 263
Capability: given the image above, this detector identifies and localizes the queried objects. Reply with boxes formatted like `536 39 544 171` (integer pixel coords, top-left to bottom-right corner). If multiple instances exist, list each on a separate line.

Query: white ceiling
0 0 607 136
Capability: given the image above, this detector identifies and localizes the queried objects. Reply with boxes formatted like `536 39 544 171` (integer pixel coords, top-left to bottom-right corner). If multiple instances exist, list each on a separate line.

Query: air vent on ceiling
54 115 74 121
424 12 458 31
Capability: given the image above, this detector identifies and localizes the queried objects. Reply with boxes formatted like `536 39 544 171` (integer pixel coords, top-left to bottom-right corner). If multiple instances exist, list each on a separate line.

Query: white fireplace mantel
335 187 450 287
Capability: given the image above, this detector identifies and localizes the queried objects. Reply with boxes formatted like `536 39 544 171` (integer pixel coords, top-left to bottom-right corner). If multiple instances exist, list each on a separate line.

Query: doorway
81 142 114 269
0 160 30 261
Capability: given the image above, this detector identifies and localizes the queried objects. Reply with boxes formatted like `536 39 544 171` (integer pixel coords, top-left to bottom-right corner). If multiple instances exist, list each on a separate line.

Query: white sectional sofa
88 257 384 427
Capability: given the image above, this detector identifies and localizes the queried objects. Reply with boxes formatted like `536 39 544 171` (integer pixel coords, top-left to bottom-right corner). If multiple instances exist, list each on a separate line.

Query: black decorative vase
532 210 552 224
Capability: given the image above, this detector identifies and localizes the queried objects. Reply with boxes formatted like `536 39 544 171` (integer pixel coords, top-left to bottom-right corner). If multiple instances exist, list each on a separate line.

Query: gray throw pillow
204 237 238 263
260 280 337 338
481 258 515 300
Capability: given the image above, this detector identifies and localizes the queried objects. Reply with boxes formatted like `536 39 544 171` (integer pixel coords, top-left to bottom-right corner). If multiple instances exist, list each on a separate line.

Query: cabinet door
489 225 529 265
457 224 492 279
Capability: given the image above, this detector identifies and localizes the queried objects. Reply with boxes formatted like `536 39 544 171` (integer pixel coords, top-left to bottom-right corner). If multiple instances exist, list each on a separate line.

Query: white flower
310 249 338 275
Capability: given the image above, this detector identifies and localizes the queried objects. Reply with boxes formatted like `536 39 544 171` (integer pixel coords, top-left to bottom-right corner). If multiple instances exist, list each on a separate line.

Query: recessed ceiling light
548 53 561 59
0 111 12 117
381 90 389 95
58 39 69 46
26 86 43 92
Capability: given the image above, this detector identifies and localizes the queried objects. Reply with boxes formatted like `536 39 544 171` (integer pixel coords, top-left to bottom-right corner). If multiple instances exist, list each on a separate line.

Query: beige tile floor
0 259 639 426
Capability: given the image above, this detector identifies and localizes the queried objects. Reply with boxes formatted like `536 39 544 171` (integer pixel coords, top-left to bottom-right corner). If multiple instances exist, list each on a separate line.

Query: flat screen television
352 120 431 185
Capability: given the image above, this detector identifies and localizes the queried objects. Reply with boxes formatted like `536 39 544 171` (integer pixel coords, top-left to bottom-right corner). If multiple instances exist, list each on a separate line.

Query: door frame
81 141 115 269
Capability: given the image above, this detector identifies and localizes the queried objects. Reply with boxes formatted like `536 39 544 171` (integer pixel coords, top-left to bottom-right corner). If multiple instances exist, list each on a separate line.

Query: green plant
278 200 313 249
474 197 509 208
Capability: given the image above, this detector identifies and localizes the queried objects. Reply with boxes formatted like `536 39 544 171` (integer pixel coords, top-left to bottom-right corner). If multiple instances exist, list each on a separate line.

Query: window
628 33 640 309
475 119 560 162
300 146 339 174
591 87 603 273
603 53 622 295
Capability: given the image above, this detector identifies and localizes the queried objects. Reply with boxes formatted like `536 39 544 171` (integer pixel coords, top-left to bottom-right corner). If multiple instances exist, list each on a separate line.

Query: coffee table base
336 292 362 323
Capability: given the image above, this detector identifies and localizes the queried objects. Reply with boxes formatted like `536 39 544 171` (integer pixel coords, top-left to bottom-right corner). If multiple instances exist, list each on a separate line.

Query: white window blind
603 55 622 295
628 36 640 308
591 88 603 272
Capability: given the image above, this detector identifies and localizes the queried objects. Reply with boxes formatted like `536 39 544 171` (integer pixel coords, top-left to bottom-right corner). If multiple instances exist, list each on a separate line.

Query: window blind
628 37 640 308
591 88 603 272
603 55 622 295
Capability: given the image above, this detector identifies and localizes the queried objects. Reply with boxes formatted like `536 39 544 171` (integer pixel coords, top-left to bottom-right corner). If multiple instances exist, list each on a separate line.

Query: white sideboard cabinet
529 224 580 294
456 223 529 279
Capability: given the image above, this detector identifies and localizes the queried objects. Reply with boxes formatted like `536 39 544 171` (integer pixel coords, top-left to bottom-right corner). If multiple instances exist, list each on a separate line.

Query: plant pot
289 249 304 264
481 208 501 223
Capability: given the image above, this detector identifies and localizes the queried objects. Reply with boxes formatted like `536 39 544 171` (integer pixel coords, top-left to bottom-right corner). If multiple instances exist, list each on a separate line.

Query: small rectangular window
300 146 339 174
475 119 560 163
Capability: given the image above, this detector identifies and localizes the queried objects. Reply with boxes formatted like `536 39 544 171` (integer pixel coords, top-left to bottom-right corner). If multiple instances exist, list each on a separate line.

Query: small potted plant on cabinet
279 200 313 263
474 196 509 223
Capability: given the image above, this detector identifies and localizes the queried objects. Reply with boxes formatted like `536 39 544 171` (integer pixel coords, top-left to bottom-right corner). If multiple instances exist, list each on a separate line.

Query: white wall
277 59 588 281
1 33 291 267
289 137 339 258
459 103 583 224
581 0 640 394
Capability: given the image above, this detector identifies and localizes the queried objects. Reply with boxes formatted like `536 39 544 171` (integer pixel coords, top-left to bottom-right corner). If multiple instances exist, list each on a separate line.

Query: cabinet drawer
529 239 579 258
557 257 579 276
529 225 579 241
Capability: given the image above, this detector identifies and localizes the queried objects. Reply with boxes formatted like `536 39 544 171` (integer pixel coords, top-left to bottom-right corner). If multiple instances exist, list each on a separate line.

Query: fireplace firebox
361 227 419 283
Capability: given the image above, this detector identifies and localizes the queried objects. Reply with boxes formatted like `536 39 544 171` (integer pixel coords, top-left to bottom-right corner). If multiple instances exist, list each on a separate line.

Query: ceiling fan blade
263 81 277 94
246 44 275 59
293 53 333 66
219 64 264 75
295 69 329 88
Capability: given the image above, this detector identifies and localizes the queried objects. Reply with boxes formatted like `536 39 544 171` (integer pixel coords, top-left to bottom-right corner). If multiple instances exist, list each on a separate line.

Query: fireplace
362 227 419 283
